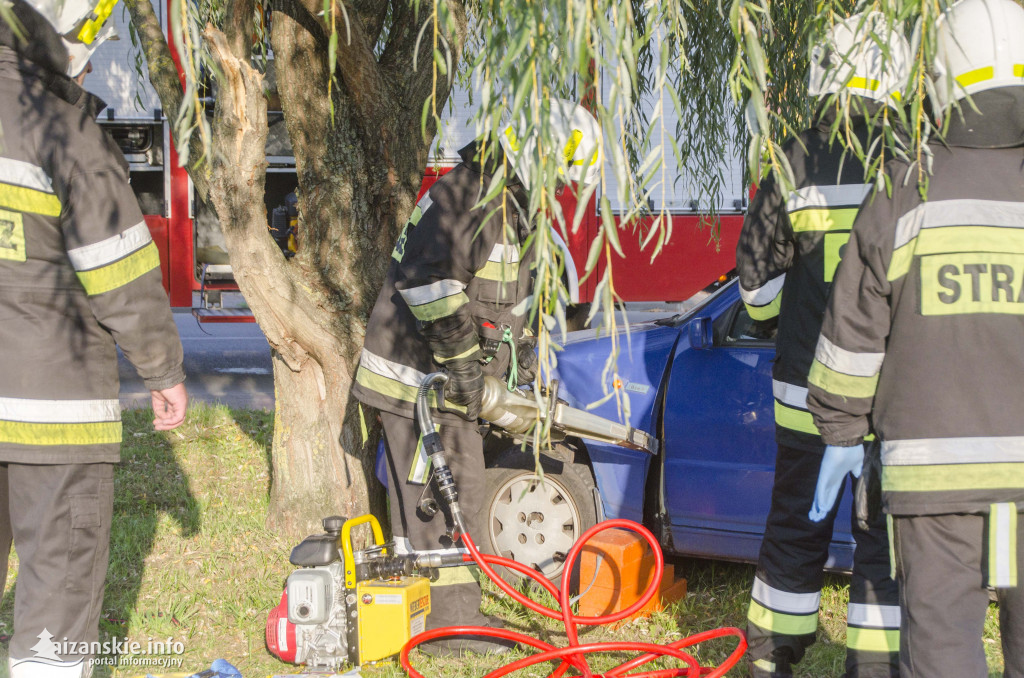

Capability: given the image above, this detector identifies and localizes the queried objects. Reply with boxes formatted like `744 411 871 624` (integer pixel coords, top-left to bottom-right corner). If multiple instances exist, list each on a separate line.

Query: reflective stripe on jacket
352 142 534 420
0 48 184 463
736 114 872 451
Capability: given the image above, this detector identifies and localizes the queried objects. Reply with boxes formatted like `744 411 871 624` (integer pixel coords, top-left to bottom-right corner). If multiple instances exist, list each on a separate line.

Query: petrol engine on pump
267 515 438 669
267 374 659 670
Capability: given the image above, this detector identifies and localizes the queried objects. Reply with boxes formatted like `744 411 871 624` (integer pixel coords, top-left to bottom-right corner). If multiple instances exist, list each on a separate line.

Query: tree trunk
203 28 387 540
129 0 461 539
269 354 382 536
201 0 459 535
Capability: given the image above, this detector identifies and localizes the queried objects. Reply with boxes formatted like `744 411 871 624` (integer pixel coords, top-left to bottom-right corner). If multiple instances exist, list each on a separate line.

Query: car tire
481 446 598 588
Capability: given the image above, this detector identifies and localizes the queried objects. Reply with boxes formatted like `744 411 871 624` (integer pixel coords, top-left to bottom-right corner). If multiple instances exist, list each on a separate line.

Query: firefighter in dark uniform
736 13 908 678
352 100 600 655
0 1 187 675
807 1 1024 675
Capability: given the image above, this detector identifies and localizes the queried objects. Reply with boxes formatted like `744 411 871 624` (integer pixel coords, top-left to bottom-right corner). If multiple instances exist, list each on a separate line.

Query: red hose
400 519 746 678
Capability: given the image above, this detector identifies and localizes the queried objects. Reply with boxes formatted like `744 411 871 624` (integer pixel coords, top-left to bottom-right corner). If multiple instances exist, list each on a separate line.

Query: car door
660 291 855 565
660 295 778 561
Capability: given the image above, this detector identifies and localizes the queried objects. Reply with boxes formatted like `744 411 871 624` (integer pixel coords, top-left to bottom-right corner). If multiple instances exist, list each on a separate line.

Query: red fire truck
88 4 745 322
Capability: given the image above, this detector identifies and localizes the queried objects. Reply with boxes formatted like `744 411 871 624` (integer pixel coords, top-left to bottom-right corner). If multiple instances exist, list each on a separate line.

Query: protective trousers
0 462 114 677
748 444 899 677
893 511 1024 678
380 411 487 628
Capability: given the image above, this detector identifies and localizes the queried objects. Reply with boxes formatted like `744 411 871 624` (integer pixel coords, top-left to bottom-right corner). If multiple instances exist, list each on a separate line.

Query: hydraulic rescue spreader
268 373 747 676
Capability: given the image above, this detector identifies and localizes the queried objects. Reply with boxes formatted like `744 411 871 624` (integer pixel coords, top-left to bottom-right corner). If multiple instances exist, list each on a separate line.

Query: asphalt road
118 311 274 410
117 301 698 412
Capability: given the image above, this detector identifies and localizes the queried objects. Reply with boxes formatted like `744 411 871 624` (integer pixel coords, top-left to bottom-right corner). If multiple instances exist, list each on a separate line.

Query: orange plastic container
577 528 687 625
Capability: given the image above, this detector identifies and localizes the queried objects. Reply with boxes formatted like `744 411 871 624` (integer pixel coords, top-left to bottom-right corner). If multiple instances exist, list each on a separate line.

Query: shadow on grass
666 557 848 678
227 408 274 498
96 409 202 676
0 411 201 677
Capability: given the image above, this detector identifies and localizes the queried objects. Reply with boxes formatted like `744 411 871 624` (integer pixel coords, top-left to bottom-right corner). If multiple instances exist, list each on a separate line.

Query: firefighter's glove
854 440 882 531
516 337 538 385
808 444 864 522
445 358 484 419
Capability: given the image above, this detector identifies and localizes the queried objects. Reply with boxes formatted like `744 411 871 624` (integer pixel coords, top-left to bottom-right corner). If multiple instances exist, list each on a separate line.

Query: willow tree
122 0 947 537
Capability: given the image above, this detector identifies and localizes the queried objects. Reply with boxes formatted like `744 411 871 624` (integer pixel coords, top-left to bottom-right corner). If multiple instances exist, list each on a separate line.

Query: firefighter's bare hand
151 383 188 431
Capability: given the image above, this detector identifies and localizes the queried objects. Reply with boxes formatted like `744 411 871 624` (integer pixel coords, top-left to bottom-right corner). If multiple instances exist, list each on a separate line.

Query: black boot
419 582 516 657
749 655 793 678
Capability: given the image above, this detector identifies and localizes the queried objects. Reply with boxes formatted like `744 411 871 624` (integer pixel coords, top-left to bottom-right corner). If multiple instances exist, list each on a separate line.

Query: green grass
0 403 1008 676
0 404 294 677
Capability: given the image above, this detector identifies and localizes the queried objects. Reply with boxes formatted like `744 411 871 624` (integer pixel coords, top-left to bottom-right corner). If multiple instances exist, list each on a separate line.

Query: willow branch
123 0 210 200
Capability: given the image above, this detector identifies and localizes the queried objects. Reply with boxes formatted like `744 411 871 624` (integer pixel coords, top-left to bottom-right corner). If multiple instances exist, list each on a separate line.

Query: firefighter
736 13 909 678
806 0 1024 675
351 100 600 655
0 1 187 676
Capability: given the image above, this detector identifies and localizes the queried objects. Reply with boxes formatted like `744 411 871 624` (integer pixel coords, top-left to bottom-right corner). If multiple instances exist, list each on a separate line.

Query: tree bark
123 0 211 201
202 25 388 539
131 0 466 540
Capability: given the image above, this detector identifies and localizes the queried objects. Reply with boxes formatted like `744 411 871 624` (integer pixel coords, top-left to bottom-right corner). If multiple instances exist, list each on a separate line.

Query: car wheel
482 447 598 587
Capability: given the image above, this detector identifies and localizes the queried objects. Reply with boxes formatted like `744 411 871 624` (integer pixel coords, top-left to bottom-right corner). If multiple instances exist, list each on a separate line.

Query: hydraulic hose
415 372 468 537
404 373 745 678
415 372 448 436
400 519 746 678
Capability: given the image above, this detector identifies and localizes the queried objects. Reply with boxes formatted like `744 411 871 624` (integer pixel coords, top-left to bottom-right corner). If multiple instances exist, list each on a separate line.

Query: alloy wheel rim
488 473 582 580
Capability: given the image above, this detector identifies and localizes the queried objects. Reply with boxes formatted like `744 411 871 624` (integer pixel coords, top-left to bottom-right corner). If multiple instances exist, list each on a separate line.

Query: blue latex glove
188 659 242 678
808 444 864 522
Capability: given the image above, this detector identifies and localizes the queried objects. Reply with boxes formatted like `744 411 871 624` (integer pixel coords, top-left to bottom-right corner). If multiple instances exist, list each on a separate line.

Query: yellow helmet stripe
503 127 521 152
76 0 120 44
955 65 995 88
847 76 880 91
562 129 584 166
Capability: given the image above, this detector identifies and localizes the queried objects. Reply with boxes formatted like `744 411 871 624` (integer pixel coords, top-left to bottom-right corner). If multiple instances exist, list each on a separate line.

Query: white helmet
808 11 910 108
499 98 601 190
23 0 120 77
933 0 1024 111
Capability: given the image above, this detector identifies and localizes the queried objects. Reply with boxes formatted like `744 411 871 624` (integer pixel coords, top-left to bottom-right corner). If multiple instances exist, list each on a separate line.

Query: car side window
723 303 778 345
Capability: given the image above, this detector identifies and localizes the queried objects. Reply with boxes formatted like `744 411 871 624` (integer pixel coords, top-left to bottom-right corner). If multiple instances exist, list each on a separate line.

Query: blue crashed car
478 275 856 582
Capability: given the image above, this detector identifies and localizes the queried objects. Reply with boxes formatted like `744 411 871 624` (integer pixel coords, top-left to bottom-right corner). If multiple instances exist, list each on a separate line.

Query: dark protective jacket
736 110 873 451
352 142 535 420
807 87 1024 516
0 37 184 464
